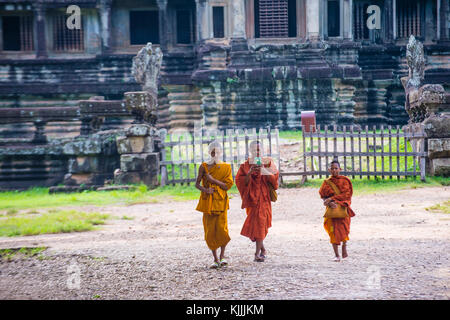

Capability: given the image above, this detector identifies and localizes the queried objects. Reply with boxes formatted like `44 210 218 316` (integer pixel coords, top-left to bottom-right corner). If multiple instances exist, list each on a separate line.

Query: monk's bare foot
333 256 341 262
342 243 348 258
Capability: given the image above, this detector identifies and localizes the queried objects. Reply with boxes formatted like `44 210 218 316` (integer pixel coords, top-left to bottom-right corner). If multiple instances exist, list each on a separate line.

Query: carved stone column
157 0 169 51
384 0 394 43
231 0 246 39
98 0 112 53
33 2 47 58
306 0 320 41
195 0 209 42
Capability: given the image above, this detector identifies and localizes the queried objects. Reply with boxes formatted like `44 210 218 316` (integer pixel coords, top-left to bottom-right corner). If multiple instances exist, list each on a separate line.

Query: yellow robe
196 162 234 251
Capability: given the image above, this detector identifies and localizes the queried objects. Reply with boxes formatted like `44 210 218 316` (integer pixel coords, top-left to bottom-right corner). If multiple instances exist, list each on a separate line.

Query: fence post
160 129 168 187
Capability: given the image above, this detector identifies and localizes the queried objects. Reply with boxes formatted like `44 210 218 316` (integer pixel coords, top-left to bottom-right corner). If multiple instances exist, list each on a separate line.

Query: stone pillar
343 0 352 39
114 124 160 187
306 0 320 41
384 0 395 43
98 0 112 53
33 3 47 58
157 0 169 51
438 0 449 41
231 0 246 39
195 0 211 41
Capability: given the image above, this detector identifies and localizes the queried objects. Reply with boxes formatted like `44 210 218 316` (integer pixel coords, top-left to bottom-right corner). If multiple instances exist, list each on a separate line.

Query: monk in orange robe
236 140 279 262
195 141 234 268
319 160 355 262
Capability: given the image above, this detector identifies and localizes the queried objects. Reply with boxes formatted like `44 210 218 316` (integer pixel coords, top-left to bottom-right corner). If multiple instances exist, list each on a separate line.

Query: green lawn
0 184 242 212
0 210 109 237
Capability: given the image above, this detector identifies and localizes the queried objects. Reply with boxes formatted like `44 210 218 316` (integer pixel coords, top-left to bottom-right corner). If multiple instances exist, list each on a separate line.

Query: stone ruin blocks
114 123 159 187
62 132 120 186
124 91 157 125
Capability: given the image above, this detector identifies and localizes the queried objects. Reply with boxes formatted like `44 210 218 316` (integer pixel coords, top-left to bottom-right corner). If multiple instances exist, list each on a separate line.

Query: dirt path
0 186 449 300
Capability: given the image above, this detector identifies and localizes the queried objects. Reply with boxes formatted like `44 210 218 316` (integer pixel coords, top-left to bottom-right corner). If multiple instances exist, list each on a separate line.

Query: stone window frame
393 0 440 44
246 0 307 43
47 8 86 54
352 0 385 44
0 9 35 54
174 8 195 44
321 0 343 40
209 0 230 39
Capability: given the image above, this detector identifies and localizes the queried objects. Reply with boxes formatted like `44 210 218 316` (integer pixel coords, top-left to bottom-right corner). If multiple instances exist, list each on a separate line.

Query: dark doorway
213 6 225 38
2 16 21 50
327 0 340 37
176 9 193 44
130 10 160 45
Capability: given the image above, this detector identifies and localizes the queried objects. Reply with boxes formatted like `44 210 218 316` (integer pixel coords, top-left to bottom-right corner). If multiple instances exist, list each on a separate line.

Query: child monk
236 140 279 262
195 141 234 269
319 160 356 262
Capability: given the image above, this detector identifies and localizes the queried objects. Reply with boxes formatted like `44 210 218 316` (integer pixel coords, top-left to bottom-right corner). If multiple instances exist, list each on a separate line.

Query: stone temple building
0 0 449 133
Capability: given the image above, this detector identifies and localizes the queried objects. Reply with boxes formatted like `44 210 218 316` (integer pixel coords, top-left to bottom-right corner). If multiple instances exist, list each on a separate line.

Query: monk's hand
328 201 338 209
205 174 214 183
204 187 214 195
323 198 332 206
249 165 261 175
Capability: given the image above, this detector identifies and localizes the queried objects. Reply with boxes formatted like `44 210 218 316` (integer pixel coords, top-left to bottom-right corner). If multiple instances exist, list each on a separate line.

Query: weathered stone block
423 114 450 138
428 138 450 159
126 123 154 137
116 136 154 154
63 137 102 156
429 158 450 177
68 156 99 173
114 171 158 187
120 153 159 172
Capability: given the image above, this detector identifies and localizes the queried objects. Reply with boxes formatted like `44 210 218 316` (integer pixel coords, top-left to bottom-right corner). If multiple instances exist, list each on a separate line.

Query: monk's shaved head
330 160 340 168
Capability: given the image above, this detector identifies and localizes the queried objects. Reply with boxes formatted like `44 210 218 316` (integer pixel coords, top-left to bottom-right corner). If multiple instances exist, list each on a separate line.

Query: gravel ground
0 186 449 300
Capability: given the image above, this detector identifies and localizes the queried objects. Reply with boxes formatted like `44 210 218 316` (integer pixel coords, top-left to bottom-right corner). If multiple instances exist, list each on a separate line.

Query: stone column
231 0 246 39
439 0 449 41
33 3 47 58
343 0 352 39
157 0 169 51
384 0 394 43
306 0 320 41
98 0 112 53
195 0 210 41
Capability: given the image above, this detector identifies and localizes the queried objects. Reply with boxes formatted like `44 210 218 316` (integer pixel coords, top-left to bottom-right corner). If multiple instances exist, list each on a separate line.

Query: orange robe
196 162 234 250
236 159 279 242
319 175 356 245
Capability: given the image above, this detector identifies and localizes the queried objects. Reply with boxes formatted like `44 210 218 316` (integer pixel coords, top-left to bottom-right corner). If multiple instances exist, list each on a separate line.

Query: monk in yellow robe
195 141 234 268
236 140 279 262
319 160 355 262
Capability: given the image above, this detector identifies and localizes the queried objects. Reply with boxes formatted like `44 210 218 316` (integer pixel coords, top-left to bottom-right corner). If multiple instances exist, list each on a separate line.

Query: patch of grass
0 210 109 237
279 130 303 140
282 176 448 195
121 215 134 220
0 247 47 261
426 201 450 214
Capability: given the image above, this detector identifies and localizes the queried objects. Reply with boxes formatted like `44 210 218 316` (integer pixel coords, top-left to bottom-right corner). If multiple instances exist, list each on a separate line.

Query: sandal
210 261 220 269
254 254 265 262
333 256 341 262
220 258 228 267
